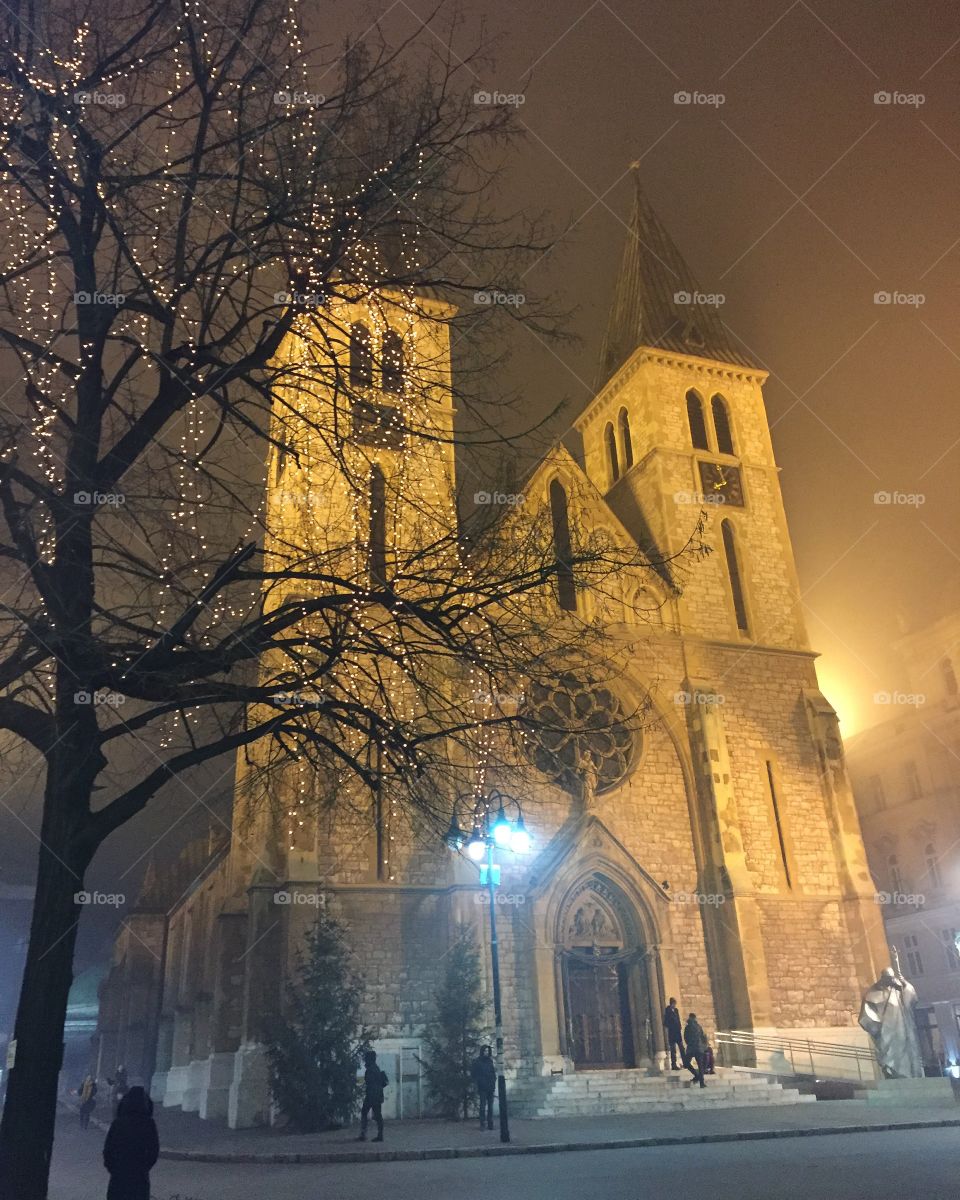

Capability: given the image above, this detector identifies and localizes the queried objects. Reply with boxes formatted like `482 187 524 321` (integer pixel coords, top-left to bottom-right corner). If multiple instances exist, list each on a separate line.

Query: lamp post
445 789 530 1143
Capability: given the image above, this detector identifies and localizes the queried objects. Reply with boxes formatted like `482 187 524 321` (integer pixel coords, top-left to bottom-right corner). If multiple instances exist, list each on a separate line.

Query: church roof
595 169 760 388
136 829 229 913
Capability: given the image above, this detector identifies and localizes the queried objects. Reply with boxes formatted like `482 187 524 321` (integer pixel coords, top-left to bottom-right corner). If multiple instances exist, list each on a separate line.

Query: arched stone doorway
557 874 658 1069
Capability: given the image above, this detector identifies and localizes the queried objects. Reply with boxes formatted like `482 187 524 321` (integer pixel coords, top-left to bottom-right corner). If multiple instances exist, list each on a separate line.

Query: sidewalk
113 1098 960 1164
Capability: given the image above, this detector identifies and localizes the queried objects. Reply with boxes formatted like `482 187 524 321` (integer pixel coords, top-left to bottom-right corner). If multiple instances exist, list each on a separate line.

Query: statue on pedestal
858 952 924 1079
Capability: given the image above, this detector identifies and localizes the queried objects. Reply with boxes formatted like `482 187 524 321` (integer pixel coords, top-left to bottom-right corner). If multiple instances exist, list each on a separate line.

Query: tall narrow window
549 479 576 612
904 933 924 976
942 657 958 697
941 929 960 971
868 774 886 811
721 519 749 634
926 843 943 889
604 422 619 484
618 407 634 470
381 329 405 393
765 760 792 889
888 853 903 895
350 322 373 388
711 394 735 455
686 389 709 450
904 760 922 802
368 464 387 586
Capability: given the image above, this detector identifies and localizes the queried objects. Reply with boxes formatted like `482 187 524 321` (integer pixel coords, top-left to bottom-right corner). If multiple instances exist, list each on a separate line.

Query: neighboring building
97 171 887 1127
847 612 960 1072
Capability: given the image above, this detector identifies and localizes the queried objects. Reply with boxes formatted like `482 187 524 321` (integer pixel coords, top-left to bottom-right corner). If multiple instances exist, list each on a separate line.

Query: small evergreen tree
420 924 488 1120
266 910 373 1132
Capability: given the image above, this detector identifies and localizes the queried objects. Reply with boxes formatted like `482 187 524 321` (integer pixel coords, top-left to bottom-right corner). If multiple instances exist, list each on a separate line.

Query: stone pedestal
228 1043 271 1128
865 1077 955 1106
181 1059 206 1111
162 1064 190 1108
199 1051 237 1121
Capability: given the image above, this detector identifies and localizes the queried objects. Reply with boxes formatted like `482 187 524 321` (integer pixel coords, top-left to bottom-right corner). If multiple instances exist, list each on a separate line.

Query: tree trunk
0 767 96 1200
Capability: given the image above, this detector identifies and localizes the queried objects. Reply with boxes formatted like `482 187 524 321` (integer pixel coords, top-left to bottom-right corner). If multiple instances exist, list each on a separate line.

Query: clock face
698 460 744 507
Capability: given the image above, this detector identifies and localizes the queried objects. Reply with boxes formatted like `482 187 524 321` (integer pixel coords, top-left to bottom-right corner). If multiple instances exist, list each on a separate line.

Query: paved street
48 1116 960 1200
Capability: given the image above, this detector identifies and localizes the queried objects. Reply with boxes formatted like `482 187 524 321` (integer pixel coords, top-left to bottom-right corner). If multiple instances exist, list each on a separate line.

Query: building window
368 464 387 586
711 394 735 455
942 657 959 697
618 407 634 470
925 843 943 889
604 422 619 484
381 329 405 393
903 933 924 977
350 322 373 388
549 479 576 612
721 519 749 634
888 853 903 895
765 760 792 889
686 389 709 451
904 760 922 802
941 929 960 971
868 774 886 811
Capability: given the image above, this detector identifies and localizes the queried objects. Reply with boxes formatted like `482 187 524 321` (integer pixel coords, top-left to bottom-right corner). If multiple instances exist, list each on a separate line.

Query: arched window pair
686 390 734 455
603 407 634 485
350 323 405 393
721 519 749 635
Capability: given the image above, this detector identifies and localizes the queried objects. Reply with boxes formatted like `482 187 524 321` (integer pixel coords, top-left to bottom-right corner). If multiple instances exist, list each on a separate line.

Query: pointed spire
596 167 759 388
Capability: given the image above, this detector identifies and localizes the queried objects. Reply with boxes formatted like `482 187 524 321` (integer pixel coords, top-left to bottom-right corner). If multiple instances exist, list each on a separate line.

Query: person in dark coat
78 1073 98 1129
106 1065 128 1119
684 1013 708 1088
357 1050 388 1142
663 997 685 1070
470 1045 497 1130
102 1086 159 1200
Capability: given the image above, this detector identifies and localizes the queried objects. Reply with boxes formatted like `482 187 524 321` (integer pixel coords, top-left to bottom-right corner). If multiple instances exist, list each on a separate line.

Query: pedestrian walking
684 1013 708 1088
106 1065 128 1119
356 1050 388 1142
470 1045 497 1130
663 997 685 1070
78 1073 98 1129
102 1086 158 1200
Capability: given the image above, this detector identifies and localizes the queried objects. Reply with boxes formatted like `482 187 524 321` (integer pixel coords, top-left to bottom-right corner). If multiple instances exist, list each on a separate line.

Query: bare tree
0 2 689 1194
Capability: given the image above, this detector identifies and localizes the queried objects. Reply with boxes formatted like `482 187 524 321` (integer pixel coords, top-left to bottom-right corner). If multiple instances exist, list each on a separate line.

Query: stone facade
96 175 887 1125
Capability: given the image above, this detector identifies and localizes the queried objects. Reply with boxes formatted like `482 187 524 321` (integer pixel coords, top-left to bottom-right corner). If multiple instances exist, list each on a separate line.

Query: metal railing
715 1029 882 1082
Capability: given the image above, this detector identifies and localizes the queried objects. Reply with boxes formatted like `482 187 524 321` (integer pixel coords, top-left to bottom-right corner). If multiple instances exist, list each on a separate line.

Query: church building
95 173 888 1126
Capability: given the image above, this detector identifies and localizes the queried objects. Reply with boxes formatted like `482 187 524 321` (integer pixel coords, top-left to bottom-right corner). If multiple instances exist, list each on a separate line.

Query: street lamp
445 788 530 1143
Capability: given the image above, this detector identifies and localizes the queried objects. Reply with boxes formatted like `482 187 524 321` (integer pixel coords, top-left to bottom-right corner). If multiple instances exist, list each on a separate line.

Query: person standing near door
684 1013 708 1088
663 997 685 1070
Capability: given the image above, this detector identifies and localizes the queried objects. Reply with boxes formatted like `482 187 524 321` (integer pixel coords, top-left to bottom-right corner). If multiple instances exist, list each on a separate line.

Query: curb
156 1116 960 1165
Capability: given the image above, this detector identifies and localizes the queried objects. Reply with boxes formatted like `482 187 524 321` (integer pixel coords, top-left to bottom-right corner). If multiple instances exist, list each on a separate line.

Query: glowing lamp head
466 836 487 862
492 806 513 848
510 820 531 854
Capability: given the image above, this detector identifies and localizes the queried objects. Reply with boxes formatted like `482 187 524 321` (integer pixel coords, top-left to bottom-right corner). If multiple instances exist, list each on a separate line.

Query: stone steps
509 1066 816 1118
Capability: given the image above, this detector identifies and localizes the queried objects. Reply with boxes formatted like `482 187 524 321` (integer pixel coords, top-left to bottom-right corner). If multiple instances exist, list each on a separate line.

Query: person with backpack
102 1086 159 1200
470 1045 497 1130
357 1050 388 1142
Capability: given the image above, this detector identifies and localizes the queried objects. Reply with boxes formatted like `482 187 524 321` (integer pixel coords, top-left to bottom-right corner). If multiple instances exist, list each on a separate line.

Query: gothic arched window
549 479 576 611
721 519 749 634
381 329 405 393
618 407 634 470
686 389 709 450
368 464 387 586
604 422 619 485
888 853 903 895
350 323 373 389
711 394 735 455
926 843 943 889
